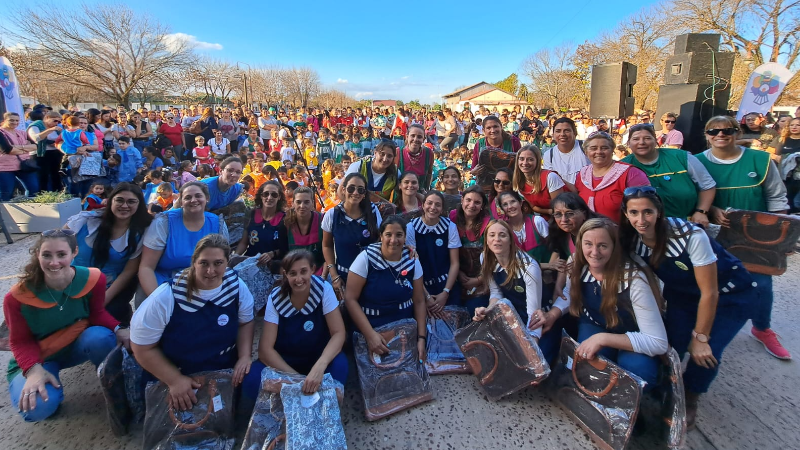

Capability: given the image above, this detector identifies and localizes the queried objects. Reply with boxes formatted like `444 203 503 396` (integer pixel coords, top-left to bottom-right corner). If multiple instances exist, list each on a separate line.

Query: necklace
45 276 74 311
381 253 411 288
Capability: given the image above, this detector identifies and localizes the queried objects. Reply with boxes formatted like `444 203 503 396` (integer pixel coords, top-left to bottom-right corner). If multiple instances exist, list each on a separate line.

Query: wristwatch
692 330 710 343
692 208 708 215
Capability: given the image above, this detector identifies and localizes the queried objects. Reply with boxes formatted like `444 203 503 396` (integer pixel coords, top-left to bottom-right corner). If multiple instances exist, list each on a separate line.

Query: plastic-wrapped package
354 318 433 421
122 346 146 424
211 201 249 245
454 299 549 401
0 320 9 351
550 335 645 450
98 344 132 436
233 256 276 314
660 348 687 450
281 382 347 450
475 148 515 193
715 209 800 275
441 194 462 216
240 367 344 450
425 306 472 375
143 370 235 450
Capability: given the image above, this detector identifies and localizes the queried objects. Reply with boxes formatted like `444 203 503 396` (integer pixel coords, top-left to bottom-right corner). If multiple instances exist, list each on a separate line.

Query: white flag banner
736 62 795 121
0 57 25 130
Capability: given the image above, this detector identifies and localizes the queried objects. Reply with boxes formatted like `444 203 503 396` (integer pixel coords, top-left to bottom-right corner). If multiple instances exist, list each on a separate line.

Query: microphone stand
281 124 325 209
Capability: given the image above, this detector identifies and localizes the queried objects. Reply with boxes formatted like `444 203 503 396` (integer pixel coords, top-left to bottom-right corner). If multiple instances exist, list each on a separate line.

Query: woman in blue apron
67 183 152 324
322 173 382 292
246 250 347 397
564 218 668 389
344 217 427 358
472 220 550 357
448 185 490 314
235 180 288 271
406 191 461 317
138 181 229 297
285 187 325 275
130 234 255 410
620 187 754 428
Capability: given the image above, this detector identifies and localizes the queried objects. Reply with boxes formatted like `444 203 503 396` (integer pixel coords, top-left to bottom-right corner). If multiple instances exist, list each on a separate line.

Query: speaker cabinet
674 33 721 54
664 51 734 85
590 62 638 118
654 84 730 152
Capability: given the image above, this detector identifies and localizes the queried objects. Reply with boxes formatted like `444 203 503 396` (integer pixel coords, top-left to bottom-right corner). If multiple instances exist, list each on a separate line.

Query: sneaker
751 327 792 360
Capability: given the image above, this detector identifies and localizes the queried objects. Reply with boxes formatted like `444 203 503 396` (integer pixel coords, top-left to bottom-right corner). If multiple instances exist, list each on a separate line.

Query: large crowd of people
1 102 798 445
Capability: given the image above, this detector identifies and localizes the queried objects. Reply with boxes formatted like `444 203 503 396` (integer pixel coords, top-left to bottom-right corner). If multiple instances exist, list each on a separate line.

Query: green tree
406 99 422 109
395 100 404 107
495 73 520 95
432 103 442 111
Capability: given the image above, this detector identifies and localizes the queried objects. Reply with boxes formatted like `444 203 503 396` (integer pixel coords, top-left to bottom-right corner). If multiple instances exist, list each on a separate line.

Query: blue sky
4 0 657 102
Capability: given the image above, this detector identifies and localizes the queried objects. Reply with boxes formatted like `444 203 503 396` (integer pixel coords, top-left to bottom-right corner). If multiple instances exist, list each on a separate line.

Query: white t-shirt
264 282 339 324
543 141 590 185
483 253 543 338
345 160 388 188
512 215 550 244
130 280 255 345
321 203 383 232
143 212 230 251
404 219 461 249
544 171 567 192
280 147 296 162
181 115 201 128
65 210 145 258
208 138 230 155
258 116 277 140
349 251 424 280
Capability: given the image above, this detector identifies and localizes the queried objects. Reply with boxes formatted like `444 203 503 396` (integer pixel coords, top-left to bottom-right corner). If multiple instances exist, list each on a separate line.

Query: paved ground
0 233 796 450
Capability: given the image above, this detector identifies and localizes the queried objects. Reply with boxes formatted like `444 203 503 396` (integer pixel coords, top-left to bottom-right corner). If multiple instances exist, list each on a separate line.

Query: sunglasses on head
346 185 366 195
623 186 658 198
705 128 738 136
43 228 77 237
493 179 511 186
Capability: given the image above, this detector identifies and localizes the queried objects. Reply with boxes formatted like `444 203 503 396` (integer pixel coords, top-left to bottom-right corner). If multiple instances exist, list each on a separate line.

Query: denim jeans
242 352 349 399
132 139 152 153
8 326 116 422
577 321 659 390
749 273 773 330
0 170 39 201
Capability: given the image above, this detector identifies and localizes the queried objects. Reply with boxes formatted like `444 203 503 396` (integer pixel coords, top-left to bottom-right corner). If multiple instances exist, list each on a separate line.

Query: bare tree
281 67 320 107
522 44 582 110
313 89 354 109
4 4 193 108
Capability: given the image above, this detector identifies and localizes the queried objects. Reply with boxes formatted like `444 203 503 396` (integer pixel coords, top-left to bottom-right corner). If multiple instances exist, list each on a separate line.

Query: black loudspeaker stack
590 62 638 119
655 33 734 152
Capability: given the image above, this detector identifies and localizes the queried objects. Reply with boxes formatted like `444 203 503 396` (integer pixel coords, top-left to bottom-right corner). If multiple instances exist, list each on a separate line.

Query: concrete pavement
0 233 795 449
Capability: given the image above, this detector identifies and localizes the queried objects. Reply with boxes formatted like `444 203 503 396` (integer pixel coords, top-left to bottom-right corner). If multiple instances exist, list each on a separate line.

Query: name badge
217 314 229 326
303 321 314 332
675 261 689 271
747 171 757 178
514 285 524 293
435 238 444 247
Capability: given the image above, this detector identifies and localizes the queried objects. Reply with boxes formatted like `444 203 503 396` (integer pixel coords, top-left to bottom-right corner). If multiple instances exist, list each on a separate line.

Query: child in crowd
371 127 382 151
237 126 249 150
332 135 347 163
196 164 214 180
320 159 334 187
317 128 333 162
175 160 197 188
284 180 298 205
360 128 373 156
162 147 177 170
82 181 107 211
142 169 164 204
613 144 630 161
322 180 341 212
212 153 226 173
303 139 318 174
246 158 268 196
392 127 405 148
56 116 89 155
294 165 309 187
149 181 176 214
283 160 295 179
278 166 291 184
518 130 532 148
340 155 352 173
266 151 282 171
468 127 480 149
116 136 142 183
193 136 213 168
280 138 296 163
105 154 121 185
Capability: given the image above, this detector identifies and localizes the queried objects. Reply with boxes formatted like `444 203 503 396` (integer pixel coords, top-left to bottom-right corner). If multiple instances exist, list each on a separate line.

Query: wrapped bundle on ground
425 306 472 375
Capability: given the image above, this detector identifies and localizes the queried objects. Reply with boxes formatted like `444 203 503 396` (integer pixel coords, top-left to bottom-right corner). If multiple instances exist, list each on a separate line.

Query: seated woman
620 187 754 428
496 191 550 264
322 173 382 292
473 220 554 359
4 229 129 422
247 251 347 396
344 217 427 357
513 145 565 220
395 172 422 214
488 167 512 219
67 183 152 324
406 191 461 316
575 131 649 223
138 181 229 296
285 187 324 274
449 185 491 314
200 156 244 210
131 234 255 409
235 180 288 270
566 217 668 389
344 140 398 202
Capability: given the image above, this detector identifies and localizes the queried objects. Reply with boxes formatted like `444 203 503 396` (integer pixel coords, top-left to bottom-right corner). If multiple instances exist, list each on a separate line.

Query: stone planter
0 197 82 233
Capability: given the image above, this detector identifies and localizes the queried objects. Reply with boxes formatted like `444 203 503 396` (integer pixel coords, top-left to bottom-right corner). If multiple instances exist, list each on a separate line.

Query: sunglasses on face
705 128 738 136
493 179 511 186
346 185 366 195
663 120 676 124
261 191 280 198
623 186 658 197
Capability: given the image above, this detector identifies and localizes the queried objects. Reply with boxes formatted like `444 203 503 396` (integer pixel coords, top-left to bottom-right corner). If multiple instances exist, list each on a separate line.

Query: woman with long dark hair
67 183 152 323
284 187 324 274
488 167 512 219
235 180 288 269
449 185 491 313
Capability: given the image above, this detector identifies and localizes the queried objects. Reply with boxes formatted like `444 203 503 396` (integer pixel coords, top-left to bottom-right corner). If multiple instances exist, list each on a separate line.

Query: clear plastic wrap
122 346 146 424
143 370 235 450
97 344 132 436
453 299 550 401
353 318 433 421
211 201 249 245
425 306 472 375
233 256 276 314
716 209 800 275
550 334 645 450
281 383 347 450
660 348 687 450
0 320 9 351
239 367 344 450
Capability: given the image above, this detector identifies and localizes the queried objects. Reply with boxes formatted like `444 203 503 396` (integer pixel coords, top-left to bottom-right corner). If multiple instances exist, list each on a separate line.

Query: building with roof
443 82 527 113
372 100 398 108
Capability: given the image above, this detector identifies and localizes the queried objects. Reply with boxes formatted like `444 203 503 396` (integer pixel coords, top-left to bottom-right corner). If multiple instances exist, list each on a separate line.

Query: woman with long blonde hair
512 145 565 220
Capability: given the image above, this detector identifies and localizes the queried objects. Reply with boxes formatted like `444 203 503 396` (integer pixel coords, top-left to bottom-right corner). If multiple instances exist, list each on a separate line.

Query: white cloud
336 78 348 84
354 92 374 99
401 76 410 80
163 33 223 51
428 94 439 99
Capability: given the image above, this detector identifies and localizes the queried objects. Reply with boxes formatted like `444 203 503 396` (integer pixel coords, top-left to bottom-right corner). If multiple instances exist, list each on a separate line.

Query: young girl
175 160 197 188
349 134 363 157
332 135 346 163
303 139 318 174
294 165 309 187
141 169 163 204
392 127 405 148
196 164 214 180
193 136 214 168
322 180 341 212
320 159 335 188
149 182 176 214
360 128 373 156
82 181 107 211
161 147 177 171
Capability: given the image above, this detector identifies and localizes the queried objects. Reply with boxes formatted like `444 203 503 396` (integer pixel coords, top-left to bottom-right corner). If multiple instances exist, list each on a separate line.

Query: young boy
149 181 177 214
117 136 142 183
359 128 372 156
303 139 318 174
284 180 298 205
55 116 90 155
316 128 333 162
332 135 347 164
105 153 121 185
349 134 363 158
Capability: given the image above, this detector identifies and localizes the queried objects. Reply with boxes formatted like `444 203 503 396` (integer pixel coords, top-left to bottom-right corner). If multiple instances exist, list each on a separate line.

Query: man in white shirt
258 108 278 144
542 118 590 188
